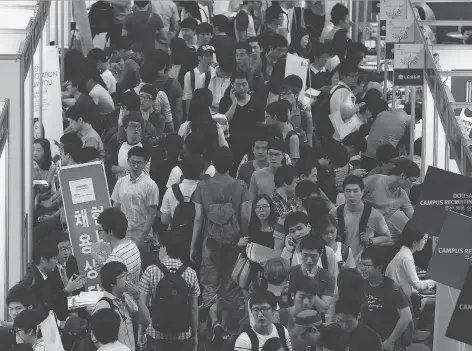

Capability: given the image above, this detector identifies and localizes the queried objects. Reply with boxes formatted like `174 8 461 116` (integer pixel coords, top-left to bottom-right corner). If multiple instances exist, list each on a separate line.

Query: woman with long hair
248 194 278 249
289 29 311 58
32 138 55 198
178 88 228 161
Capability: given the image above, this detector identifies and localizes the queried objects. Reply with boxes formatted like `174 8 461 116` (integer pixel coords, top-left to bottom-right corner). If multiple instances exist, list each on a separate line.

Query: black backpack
244 323 290 351
336 203 372 243
88 1 114 37
312 84 347 141
151 261 191 333
190 70 211 92
169 184 196 252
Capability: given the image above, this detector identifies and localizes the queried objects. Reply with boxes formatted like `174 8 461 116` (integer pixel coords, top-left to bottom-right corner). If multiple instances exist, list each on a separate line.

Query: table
446 32 463 40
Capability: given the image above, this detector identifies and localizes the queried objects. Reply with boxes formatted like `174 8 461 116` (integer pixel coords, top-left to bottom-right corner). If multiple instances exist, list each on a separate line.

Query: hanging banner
380 0 408 22
446 265 472 346
34 46 63 157
393 43 424 86
409 167 472 236
285 53 309 103
426 211 472 290
59 162 111 291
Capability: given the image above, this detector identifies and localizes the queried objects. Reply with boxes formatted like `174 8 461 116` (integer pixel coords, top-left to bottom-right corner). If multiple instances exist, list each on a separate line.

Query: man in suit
47 231 86 320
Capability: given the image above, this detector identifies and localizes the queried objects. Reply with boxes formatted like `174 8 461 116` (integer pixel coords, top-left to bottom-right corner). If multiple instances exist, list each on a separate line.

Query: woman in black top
249 194 278 249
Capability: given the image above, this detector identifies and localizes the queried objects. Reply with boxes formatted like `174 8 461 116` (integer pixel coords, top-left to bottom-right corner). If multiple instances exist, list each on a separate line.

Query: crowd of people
3 0 438 350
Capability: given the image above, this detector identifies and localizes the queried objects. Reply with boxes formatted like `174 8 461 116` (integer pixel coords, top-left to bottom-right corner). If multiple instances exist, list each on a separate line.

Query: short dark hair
284 211 310 232
376 144 398 165
335 298 362 317
235 41 253 55
321 140 349 168
266 100 291 123
342 131 367 153
231 69 248 84
390 157 420 178
60 131 82 148
90 308 121 344
331 3 349 25
127 146 148 161
140 83 157 100
32 238 58 265
6 284 36 309
338 61 358 78
212 146 233 174
87 48 108 63
399 222 426 248
139 65 158 84
213 14 230 33
97 207 128 239
296 158 318 178
267 137 285 153
319 324 349 350
180 17 198 31
249 290 278 310
51 230 70 246
295 180 320 200
292 275 319 295
134 0 149 8
197 22 213 35
218 56 236 75
314 214 338 236
247 36 261 47
121 90 140 111
299 234 325 254
100 261 128 293
342 174 364 191
181 154 204 180
13 309 44 334
122 111 145 128
63 144 83 163
185 132 205 155
164 234 188 259
81 146 101 162
361 247 385 269
274 165 298 188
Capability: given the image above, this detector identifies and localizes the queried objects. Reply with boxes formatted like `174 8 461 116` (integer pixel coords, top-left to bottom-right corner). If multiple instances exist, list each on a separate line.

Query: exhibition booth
0 0 472 349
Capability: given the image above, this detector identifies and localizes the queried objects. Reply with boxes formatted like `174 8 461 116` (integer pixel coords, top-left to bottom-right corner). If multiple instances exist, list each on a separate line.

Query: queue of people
5 1 437 351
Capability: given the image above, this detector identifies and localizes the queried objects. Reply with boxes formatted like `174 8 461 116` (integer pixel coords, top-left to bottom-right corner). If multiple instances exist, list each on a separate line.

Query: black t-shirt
211 34 237 62
304 10 325 39
219 94 264 152
250 229 275 249
322 322 382 351
288 265 335 299
361 277 410 341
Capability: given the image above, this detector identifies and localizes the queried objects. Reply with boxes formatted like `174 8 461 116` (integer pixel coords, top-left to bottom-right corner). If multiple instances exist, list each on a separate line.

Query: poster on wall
33 45 63 157
426 211 472 290
446 265 472 346
386 18 415 59
59 162 111 291
393 43 424 86
409 167 472 236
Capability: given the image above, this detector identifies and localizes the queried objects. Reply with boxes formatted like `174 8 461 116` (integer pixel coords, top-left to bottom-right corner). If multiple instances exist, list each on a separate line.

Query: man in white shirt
278 0 296 45
183 45 216 114
161 154 205 225
235 290 292 351
320 3 350 43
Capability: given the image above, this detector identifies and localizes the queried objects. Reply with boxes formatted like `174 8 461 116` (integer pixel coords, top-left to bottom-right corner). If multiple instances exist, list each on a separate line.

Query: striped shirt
139 257 200 341
106 241 142 301
111 172 160 243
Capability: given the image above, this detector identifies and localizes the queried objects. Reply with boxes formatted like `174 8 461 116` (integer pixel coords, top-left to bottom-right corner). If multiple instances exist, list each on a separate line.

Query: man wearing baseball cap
182 44 216 115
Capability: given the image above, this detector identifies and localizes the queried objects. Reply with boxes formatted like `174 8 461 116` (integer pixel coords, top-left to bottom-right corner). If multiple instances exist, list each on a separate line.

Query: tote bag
329 110 363 141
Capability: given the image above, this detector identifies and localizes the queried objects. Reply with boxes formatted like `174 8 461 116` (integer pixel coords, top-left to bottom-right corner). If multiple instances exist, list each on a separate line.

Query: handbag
231 251 251 289
329 109 363 141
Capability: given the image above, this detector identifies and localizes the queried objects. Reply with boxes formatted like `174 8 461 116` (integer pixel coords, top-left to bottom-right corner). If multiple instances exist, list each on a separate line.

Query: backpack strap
172 184 185 204
244 326 259 351
341 243 349 263
176 264 188 276
204 71 211 88
359 203 372 234
274 323 289 351
329 84 348 99
278 308 290 327
190 70 196 92
284 130 298 156
98 296 126 320
336 204 346 242
321 250 328 270
156 260 170 275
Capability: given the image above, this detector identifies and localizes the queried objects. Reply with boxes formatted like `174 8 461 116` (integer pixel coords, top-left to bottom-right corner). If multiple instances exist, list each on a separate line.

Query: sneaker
212 323 228 346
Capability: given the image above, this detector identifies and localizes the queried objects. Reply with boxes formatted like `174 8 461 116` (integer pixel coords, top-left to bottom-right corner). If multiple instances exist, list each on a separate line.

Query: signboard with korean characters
59 161 111 291
386 18 415 59
393 43 425 86
379 0 408 36
426 211 472 290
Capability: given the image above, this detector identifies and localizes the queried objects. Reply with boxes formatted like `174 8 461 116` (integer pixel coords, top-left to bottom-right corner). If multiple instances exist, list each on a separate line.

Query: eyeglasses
127 123 142 130
129 160 145 167
255 205 271 211
408 177 418 183
251 306 272 315
358 262 375 268
139 95 153 101
59 245 72 253
268 152 283 158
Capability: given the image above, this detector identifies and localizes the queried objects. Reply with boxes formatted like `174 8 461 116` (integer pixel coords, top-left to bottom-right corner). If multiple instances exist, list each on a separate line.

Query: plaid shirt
271 190 299 219
138 257 200 341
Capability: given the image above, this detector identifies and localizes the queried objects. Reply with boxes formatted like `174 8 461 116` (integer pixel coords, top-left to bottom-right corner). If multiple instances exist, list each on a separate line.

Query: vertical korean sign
379 0 407 36
59 162 111 291
393 44 425 86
